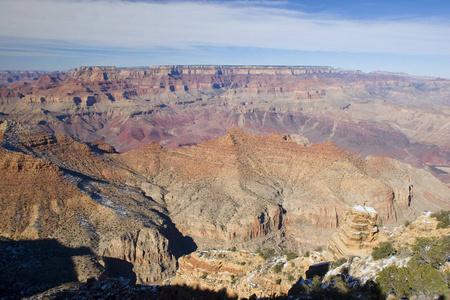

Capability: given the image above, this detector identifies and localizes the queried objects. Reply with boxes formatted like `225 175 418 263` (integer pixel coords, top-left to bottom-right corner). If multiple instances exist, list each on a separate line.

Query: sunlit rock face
0 121 449 291
326 206 379 260
1 65 449 184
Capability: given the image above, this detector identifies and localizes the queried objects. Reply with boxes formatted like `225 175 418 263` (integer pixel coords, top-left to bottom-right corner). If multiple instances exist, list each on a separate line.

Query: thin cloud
0 0 449 56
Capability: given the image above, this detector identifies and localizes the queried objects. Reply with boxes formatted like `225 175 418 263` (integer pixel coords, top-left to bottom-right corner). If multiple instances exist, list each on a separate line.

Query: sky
0 0 450 78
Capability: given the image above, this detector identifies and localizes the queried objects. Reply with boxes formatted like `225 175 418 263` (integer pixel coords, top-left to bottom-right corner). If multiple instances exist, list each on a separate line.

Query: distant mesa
0 65 448 186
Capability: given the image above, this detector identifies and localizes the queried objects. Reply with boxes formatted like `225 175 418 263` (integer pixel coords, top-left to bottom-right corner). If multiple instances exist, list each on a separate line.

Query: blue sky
1 0 450 78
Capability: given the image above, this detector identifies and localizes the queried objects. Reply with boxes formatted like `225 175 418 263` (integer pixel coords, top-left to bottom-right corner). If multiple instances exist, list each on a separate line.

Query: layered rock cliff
0 65 449 185
326 206 379 259
0 121 179 288
121 127 449 251
0 122 449 297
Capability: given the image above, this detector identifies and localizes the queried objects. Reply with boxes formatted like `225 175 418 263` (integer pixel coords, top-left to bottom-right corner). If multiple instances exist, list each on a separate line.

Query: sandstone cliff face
326 206 379 260
0 122 178 285
121 128 449 251
101 228 175 283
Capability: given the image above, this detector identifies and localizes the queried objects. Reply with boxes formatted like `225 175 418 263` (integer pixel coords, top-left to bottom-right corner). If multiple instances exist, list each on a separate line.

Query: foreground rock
170 250 325 299
169 208 449 299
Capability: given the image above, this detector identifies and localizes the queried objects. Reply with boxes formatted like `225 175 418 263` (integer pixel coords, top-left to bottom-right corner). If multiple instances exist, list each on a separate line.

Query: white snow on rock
353 205 377 214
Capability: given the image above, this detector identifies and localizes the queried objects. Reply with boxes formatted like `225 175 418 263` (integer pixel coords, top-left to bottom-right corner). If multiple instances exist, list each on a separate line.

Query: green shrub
258 248 275 260
231 246 237 252
285 251 298 261
330 275 350 296
287 274 295 282
376 264 449 298
410 236 450 268
304 251 310 257
404 220 410 227
275 278 282 285
302 276 323 297
273 262 283 273
431 210 450 228
200 272 207 279
371 241 396 260
332 258 347 268
376 265 411 298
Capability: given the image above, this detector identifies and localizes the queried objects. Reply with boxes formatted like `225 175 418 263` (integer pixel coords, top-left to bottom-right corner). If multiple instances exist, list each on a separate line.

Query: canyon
0 120 449 298
0 65 449 298
0 65 449 184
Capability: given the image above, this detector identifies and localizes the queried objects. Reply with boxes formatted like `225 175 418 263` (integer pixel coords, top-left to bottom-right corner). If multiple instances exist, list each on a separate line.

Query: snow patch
353 205 376 214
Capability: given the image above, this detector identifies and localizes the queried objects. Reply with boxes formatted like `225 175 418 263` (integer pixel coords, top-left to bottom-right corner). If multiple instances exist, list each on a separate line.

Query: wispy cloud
0 0 449 56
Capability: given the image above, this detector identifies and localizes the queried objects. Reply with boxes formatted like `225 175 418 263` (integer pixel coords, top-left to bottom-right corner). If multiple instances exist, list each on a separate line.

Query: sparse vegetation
256 248 275 260
431 210 450 228
396 247 413 259
376 235 450 299
284 251 298 261
376 264 449 299
371 241 396 260
332 258 347 268
410 236 450 268
273 262 283 273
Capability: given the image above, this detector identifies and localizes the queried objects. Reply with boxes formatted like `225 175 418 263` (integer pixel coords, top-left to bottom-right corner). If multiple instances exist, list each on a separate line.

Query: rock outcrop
408 211 439 231
102 228 175 283
325 212 450 285
326 206 379 260
170 250 325 299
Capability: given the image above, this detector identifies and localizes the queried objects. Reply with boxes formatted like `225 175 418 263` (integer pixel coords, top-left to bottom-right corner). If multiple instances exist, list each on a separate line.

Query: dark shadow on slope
158 218 197 259
287 273 384 300
159 284 237 300
30 276 384 300
35 279 238 300
102 257 137 284
305 262 331 279
0 237 93 299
